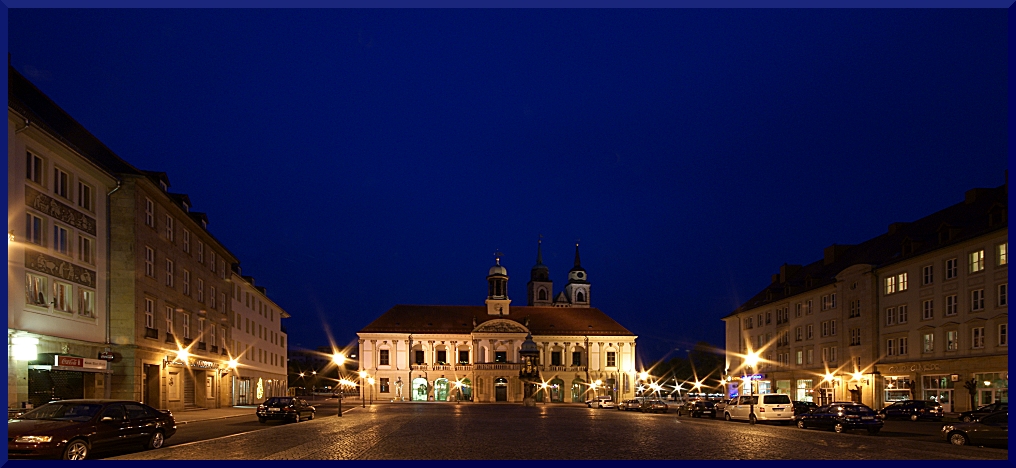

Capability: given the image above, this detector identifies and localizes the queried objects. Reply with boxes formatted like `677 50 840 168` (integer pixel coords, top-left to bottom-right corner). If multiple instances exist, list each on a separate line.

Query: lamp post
744 351 760 425
333 353 345 417
540 381 548 405
358 370 367 408
368 377 375 406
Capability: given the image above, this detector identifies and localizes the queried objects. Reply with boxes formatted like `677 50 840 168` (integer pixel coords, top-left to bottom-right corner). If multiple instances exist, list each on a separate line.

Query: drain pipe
104 178 122 391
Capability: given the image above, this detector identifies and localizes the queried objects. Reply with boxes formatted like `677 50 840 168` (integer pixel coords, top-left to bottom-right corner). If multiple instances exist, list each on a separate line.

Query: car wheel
867 428 880 435
910 414 919 421
258 417 266 423
308 412 315 420
724 412 731 421
145 431 165 450
63 439 89 460
960 415 973 423
949 432 969 446
797 419 807 429
834 423 845 433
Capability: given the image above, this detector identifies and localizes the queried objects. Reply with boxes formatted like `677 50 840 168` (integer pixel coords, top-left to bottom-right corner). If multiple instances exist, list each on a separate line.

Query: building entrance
184 373 196 407
434 378 449 401
495 378 508 401
143 364 160 407
28 370 83 408
412 377 428 401
924 389 953 412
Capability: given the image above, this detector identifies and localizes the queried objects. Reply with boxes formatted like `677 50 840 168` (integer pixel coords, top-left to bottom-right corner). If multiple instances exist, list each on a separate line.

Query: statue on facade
395 377 404 401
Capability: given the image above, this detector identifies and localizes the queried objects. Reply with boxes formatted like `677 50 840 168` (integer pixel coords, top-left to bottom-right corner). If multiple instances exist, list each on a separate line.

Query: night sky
8 9 1008 367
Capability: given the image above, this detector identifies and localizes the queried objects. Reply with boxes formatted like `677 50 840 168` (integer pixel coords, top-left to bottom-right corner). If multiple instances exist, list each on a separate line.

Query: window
211 251 216 273
848 299 860 318
821 321 829 337
145 198 155 227
52 224 69 255
78 289 94 318
165 306 174 335
26 213 43 245
183 314 191 339
744 317 753 329
830 293 836 308
379 378 390 393
493 351 506 363
183 229 190 253
922 333 934 353
77 181 93 211
165 216 174 242
969 250 985 273
145 298 155 328
436 350 447 364
795 303 802 317
379 349 391 366
24 274 47 306
899 337 908 355
796 350 803 365
898 273 907 292
971 289 985 311
198 241 204 263
220 260 226 279
221 293 226 310
197 318 205 343
806 300 813 314
606 351 617 367
922 265 933 285
551 351 562 366
211 286 217 309
945 258 958 280
50 281 71 312
886 338 896 356
53 167 69 199
77 235 94 264
26 151 43 184
849 328 861 346
922 300 933 320
999 283 1008 307
183 270 190 295
795 327 802 341
757 314 763 326
946 330 958 351
145 247 155 277
898 304 908 323
165 259 174 287
941 294 956 316
822 347 837 363
885 276 896 295
806 349 814 365
830 320 836 336
210 325 216 347
806 324 813 339
999 324 1007 346
998 243 1008 266
572 351 582 366
971 327 985 349
197 279 204 302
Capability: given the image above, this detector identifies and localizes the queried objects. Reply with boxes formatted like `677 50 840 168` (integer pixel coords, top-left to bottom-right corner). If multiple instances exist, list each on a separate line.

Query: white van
723 394 793 424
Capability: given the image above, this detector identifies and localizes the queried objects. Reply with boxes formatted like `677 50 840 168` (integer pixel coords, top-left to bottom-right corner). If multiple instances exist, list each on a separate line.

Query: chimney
772 274 780 284
823 244 853 265
779 264 801 283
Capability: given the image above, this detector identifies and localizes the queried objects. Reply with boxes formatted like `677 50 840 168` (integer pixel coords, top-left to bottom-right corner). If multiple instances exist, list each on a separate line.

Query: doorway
184 373 196 408
143 364 160 408
434 379 449 401
412 377 429 401
495 378 508 402
924 389 953 412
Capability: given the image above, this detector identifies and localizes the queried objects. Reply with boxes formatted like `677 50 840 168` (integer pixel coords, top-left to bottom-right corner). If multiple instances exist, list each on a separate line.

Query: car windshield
265 397 294 405
19 403 102 422
762 395 791 404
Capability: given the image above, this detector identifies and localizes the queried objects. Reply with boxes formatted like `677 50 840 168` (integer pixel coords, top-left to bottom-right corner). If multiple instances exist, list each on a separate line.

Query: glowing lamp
11 336 39 361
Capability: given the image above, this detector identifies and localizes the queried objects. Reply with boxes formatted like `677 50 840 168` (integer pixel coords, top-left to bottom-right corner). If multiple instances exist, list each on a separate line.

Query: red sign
57 356 84 367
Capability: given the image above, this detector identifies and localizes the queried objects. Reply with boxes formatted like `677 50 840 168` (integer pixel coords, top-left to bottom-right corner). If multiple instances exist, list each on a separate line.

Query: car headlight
14 435 53 444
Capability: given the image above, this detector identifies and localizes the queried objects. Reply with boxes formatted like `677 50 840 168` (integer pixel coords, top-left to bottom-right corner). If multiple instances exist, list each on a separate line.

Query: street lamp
358 370 368 408
744 351 760 425
333 353 345 417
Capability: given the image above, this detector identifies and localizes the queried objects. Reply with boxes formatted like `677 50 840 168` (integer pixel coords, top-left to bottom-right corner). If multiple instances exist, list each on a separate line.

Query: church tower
563 243 590 307
526 238 553 306
485 251 511 315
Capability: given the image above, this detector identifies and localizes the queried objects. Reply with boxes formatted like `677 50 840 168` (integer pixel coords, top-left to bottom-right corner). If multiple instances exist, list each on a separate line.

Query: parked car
941 411 1008 447
639 399 669 413
958 402 1008 423
714 398 735 414
877 400 943 421
723 394 794 424
678 400 716 418
585 395 615 409
792 401 818 416
256 396 316 423
617 399 642 411
8 399 176 460
794 402 883 435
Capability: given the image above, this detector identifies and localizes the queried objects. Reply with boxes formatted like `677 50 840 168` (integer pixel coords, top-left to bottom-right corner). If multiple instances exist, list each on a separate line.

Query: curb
176 413 252 425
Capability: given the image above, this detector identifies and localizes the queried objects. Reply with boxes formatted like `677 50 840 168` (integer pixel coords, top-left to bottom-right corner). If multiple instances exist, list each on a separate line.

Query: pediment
474 319 529 334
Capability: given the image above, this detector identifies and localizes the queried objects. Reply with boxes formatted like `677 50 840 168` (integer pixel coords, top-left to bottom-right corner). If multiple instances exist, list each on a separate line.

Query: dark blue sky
8 9 1008 366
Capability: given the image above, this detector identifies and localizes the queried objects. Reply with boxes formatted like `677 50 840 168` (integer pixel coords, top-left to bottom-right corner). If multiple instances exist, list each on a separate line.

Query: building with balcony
357 242 637 403
228 268 290 405
723 179 1007 413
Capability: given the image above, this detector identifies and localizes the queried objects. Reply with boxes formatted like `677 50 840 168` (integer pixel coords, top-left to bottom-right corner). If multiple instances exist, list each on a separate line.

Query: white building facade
229 270 290 406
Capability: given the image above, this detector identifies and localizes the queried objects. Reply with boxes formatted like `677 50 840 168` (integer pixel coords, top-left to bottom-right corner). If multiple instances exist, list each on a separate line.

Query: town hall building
356 241 638 404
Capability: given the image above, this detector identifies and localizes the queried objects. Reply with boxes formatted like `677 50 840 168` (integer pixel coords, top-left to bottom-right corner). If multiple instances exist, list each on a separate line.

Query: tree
962 378 977 411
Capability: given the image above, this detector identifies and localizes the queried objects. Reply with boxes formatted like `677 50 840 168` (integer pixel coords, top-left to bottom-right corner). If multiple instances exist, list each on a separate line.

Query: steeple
486 250 511 315
564 241 590 307
527 236 553 306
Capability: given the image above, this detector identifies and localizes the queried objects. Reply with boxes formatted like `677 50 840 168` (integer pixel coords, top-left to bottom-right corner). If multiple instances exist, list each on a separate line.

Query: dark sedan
877 399 944 421
792 401 818 416
8 399 176 460
256 396 316 423
678 400 716 418
958 402 1007 423
795 402 883 435
941 411 1008 447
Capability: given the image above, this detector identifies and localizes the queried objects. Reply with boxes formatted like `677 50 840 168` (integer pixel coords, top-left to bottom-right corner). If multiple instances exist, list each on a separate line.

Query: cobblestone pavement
109 403 1008 460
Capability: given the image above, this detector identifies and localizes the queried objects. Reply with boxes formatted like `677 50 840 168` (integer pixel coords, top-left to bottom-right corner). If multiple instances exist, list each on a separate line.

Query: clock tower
485 252 511 316
527 238 554 306
563 243 590 307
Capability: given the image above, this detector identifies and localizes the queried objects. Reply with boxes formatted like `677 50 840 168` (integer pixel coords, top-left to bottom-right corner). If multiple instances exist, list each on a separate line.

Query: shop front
26 354 112 408
877 358 1008 413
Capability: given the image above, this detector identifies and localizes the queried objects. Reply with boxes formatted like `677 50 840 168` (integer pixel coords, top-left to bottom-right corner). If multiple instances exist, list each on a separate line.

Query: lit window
26 273 48 306
897 273 907 292
885 276 896 295
922 333 934 353
946 330 958 351
969 250 985 273
52 281 72 312
78 289 94 318
998 243 1008 266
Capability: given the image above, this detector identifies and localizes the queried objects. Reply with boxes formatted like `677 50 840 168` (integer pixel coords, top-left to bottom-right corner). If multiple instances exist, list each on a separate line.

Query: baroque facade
357 243 638 404
723 180 1007 413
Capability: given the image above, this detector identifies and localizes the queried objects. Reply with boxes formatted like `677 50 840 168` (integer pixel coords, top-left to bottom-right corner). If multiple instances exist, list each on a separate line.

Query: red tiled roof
360 305 634 336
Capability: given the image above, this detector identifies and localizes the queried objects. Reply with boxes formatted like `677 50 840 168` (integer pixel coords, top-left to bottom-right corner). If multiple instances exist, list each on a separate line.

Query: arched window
538 288 547 301
577 290 585 302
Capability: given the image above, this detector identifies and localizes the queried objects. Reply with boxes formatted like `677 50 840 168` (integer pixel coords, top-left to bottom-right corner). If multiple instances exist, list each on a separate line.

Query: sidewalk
172 406 258 424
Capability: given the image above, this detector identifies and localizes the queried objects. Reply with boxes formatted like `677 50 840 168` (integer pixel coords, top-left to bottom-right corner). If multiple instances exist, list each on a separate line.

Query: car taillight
759 408 765 412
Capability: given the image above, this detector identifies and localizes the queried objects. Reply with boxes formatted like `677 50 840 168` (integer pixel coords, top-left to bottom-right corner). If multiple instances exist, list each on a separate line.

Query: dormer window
159 181 168 191
201 220 207 229
182 202 189 212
